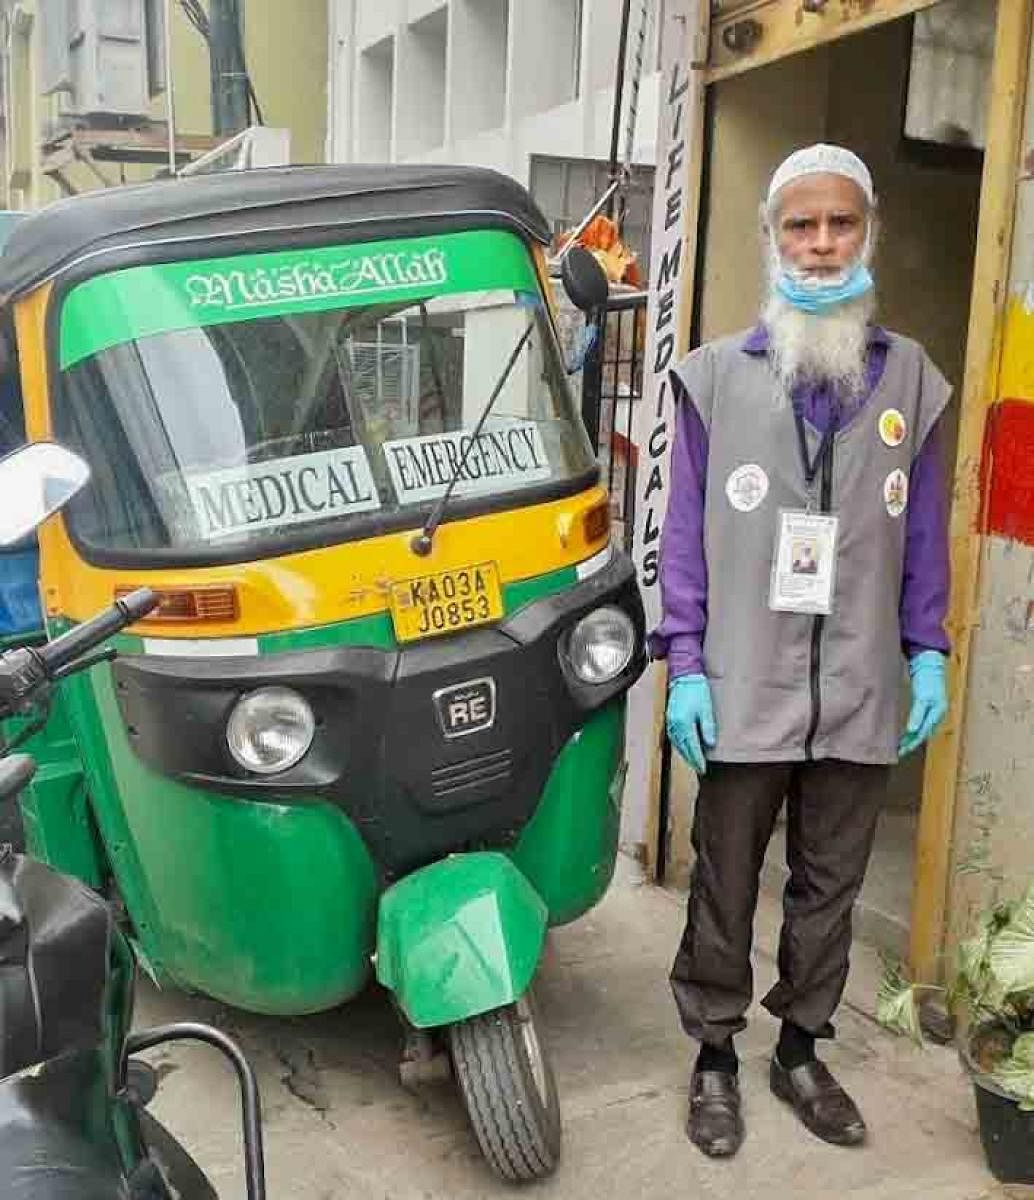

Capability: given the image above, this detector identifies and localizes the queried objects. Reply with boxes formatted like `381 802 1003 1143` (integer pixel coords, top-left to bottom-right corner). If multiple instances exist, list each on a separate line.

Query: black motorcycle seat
0 1047 133 1199
0 853 112 1080
0 754 36 804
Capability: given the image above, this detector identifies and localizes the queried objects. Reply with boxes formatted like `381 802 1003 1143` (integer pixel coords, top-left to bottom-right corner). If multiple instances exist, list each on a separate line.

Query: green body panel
259 611 395 653
509 700 627 927
21 753 106 889
0 633 106 886
503 565 577 615
105 928 142 1171
58 664 379 1014
376 852 548 1028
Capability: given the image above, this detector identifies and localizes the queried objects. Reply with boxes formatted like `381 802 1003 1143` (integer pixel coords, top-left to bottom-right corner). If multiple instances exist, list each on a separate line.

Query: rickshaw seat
0 853 112 1080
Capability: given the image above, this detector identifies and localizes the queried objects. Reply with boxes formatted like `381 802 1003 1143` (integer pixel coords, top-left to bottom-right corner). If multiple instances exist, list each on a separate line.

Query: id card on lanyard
769 409 839 615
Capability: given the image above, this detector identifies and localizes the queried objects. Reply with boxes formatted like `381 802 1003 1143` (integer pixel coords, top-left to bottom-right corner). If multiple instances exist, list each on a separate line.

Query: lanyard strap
793 409 835 493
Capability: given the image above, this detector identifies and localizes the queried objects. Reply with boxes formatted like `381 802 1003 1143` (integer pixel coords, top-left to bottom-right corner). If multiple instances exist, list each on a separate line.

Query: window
358 37 394 161
903 0 996 159
54 230 594 563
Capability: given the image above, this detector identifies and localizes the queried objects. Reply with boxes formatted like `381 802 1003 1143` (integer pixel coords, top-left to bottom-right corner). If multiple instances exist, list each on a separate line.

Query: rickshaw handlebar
0 589 158 719
37 588 160 678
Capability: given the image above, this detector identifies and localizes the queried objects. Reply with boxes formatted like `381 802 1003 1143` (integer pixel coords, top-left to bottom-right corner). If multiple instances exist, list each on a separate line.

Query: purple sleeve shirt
650 326 951 679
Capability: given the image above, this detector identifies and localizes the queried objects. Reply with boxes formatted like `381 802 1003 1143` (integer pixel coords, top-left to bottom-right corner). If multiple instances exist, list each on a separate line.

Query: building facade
328 0 666 257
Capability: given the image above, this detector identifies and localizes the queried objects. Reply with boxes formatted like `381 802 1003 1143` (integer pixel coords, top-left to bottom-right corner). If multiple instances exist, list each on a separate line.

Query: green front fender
376 852 547 1029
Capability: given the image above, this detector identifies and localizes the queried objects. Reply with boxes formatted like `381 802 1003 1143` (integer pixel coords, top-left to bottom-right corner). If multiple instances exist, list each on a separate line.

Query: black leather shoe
770 1057 867 1146
687 1069 745 1158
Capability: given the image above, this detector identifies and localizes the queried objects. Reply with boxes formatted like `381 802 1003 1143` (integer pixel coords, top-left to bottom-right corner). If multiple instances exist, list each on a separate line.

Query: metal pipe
623 0 651 174
124 1022 266 1200
607 0 633 218
209 0 250 134
163 0 177 175
552 178 620 267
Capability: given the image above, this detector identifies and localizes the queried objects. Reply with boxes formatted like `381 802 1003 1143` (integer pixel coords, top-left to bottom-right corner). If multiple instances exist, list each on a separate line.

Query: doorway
667 5 993 958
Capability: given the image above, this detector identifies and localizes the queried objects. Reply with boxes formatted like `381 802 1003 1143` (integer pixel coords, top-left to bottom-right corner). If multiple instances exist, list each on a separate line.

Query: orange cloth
556 215 643 289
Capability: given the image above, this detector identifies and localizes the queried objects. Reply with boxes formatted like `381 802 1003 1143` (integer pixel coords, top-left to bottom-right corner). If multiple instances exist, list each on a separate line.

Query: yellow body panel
15 283 608 637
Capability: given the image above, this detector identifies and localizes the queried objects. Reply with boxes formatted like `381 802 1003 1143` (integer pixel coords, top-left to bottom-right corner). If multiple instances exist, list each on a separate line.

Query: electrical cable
226 0 265 125
176 0 265 127
178 0 209 39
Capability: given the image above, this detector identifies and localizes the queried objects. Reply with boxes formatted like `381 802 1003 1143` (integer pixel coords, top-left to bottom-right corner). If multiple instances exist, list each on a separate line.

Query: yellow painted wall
243 0 328 165
160 0 328 163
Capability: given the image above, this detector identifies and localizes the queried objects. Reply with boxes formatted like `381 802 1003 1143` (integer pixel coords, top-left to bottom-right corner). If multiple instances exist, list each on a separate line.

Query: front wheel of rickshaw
448 992 562 1183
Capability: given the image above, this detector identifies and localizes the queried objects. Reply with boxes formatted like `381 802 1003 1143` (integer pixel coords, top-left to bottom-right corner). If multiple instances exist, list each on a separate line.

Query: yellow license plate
389 563 504 642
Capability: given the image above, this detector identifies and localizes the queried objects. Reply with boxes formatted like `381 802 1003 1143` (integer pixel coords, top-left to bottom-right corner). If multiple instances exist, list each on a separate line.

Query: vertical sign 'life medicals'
623 0 703 852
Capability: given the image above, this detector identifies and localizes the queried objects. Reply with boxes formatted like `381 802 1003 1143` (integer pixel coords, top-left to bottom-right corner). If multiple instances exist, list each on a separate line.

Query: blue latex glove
666 674 717 775
898 651 949 758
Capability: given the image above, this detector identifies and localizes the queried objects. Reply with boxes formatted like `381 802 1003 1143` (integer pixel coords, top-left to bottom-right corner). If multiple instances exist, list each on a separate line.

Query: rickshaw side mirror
0 443 90 546
561 246 610 313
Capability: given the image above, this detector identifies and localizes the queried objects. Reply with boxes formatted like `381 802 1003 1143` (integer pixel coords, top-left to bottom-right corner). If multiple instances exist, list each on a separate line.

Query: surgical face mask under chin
776 262 874 314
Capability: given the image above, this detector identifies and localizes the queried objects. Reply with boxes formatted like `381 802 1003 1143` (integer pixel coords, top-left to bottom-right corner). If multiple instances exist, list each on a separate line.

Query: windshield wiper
411 320 535 557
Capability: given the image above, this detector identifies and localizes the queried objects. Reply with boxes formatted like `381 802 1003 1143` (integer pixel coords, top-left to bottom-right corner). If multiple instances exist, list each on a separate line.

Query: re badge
878 408 907 448
884 469 909 517
433 678 497 739
726 464 769 513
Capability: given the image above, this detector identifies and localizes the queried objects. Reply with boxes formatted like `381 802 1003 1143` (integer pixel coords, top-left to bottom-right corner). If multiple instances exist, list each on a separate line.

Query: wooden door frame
665 0 1033 979
908 0 1033 982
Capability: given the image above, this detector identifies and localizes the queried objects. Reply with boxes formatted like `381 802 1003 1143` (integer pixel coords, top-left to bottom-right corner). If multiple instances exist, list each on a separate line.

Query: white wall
330 0 663 187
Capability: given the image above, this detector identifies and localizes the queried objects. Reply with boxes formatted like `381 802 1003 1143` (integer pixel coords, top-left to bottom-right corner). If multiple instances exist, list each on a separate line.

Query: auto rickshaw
0 165 646 1181
0 441 267 1200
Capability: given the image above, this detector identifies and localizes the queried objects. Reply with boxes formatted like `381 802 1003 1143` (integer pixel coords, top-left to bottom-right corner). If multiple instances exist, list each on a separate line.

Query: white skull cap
767 143 875 209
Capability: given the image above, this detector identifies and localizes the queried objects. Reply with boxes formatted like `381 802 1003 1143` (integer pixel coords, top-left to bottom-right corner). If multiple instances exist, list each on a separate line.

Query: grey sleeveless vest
673 330 951 764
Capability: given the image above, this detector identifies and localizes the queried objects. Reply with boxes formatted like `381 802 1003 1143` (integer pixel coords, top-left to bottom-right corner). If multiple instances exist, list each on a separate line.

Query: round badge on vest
884 468 909 517
726 464 769 513
878 408 907 448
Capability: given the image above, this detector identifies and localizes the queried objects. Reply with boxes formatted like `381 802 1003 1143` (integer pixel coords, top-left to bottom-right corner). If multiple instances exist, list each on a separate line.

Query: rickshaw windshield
54 229 594 563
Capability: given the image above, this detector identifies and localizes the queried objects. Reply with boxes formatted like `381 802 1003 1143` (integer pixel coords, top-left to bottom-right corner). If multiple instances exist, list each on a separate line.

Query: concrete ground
135 857 1024 1200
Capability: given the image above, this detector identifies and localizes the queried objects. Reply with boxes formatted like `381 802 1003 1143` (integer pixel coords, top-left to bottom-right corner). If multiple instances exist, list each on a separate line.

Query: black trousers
670 760 889 1046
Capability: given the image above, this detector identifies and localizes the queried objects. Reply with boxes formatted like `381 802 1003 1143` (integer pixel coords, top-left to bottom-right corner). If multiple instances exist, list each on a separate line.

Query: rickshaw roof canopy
0 164 553 303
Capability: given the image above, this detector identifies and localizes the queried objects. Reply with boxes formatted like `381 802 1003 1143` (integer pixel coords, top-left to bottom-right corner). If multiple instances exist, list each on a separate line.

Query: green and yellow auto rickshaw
0 165 645 1181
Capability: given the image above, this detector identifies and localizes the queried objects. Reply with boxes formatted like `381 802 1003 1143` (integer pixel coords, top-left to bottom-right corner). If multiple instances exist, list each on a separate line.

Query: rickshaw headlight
567 607 636 685
227 687 315 775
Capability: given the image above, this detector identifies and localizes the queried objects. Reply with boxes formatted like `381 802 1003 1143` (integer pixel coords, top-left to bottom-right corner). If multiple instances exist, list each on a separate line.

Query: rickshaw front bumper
112 551 645 878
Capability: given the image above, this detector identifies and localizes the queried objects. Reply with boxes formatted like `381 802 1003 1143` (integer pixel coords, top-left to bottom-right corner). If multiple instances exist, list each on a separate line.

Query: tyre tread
450 1002 560 1182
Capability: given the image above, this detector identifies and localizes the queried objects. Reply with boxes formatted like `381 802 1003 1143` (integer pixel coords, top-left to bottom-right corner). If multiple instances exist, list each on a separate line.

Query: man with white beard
651 145 951 1158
